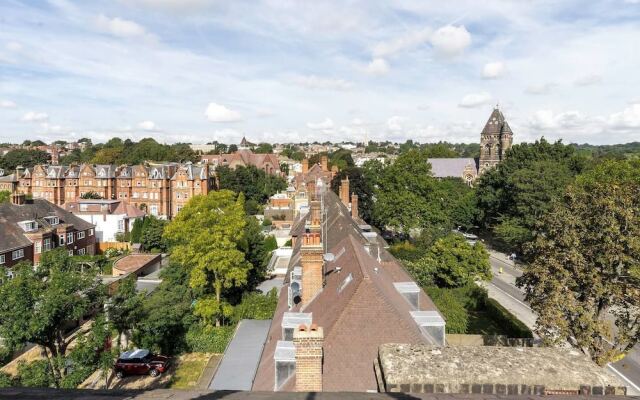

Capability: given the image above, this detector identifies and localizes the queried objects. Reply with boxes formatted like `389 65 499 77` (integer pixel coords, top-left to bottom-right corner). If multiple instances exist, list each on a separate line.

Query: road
483 249 640 395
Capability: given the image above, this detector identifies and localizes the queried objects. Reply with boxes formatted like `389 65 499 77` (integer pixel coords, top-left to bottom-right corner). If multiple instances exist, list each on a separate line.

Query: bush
17 360 55 388
424 287 468 334
389 241 424 261
114 232 130 243
232 289 278 323
262 218 272 227
484 298 533 338
0 371 14 388
186 324 235 353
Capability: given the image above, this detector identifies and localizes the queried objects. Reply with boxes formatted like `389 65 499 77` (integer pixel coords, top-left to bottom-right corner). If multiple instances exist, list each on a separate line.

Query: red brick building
0 193 96 272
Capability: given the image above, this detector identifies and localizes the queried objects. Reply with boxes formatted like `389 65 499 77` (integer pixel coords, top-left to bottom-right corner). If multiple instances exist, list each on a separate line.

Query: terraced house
0 193 96 271
4 162 214 219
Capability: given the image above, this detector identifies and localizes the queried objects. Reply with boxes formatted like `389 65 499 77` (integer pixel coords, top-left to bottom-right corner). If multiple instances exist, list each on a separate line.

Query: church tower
479 106 513 174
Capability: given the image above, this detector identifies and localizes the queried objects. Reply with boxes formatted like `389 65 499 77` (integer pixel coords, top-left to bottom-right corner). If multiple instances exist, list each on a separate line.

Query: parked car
114 349 169 378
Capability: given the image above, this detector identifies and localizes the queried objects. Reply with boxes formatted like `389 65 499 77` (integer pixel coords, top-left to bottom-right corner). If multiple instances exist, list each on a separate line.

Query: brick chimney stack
309 200 321 233
339 176 350 206
351 194 358 219
10 192 25 206
294 324 324 392
300 233 323 305
320 155 328 172
302 159 309 175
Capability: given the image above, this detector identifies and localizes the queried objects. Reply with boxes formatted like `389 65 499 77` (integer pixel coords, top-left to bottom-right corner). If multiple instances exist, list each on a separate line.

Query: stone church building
428 107 513 184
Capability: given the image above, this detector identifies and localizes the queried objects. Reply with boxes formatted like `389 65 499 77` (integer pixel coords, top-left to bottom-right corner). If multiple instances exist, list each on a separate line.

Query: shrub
389 241 424 261
186 324 235 353
262 218 272 227
17 360 55 388
0 371 14 388
484 298 533 338
232 289 278 323
424 287 468 334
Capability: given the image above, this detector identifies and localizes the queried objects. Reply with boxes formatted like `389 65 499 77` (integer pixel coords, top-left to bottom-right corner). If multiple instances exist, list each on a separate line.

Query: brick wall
293 325 323 392
300 233 323 306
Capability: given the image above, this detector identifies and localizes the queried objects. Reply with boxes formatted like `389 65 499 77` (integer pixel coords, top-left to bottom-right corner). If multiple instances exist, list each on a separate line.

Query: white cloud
482 61 505 79
458 92 492 108
22 111 49 122
95 14 156 42
366 58 390 75
430 25 471 58
574 74 602 86
372 28 431 58
529 109 590 131
6 41 22 51
608 103 640 130
292 75 354 91
387 116 405 132
0 100 16 108
525 82 557 95
138 120 156 130
123 0 212 12
307 118 334 130
205 103 242 123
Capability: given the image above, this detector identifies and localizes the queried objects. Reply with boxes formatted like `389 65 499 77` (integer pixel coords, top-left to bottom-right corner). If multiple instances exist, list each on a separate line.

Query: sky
1 0 640 145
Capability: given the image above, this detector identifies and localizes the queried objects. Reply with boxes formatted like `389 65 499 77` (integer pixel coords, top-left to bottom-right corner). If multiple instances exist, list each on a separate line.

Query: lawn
168 353 214 389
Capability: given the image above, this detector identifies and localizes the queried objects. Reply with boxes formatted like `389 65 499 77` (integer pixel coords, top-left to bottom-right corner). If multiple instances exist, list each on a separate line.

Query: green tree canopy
216 165 286 207
163 190 252 326
0 149 50 170
330 166 375 222
518 160 640 364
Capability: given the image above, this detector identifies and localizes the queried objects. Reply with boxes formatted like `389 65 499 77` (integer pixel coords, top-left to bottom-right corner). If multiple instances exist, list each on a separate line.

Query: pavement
483 249 640 395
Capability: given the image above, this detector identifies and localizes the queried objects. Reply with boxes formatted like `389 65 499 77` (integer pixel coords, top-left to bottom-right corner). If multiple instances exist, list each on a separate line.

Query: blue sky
1 0 640 145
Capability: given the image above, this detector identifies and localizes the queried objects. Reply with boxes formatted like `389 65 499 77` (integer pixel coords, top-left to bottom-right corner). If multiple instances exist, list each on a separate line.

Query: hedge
424 287 468 334
186 324 236 353
483 297 533 338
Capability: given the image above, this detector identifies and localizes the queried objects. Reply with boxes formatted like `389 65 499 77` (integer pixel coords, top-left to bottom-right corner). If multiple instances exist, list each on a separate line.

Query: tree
130 218 143 243
476 139 586 253
140 215 168 252
405 234 491 288
518 160 640 364
0 190 10 203
80 191 103 199
0 149 50 170
163 190 252 326
254 143 273 154
108 275 144 348
242 217 277 290
216 165 286 205
0 249 104 387
330 167 375 222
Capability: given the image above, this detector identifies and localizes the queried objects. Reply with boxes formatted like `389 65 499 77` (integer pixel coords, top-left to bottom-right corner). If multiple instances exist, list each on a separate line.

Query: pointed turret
479 106 513 175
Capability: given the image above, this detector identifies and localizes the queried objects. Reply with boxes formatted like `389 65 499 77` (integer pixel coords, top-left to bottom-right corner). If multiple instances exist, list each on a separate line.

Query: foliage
114 232 130 243
108 275 144 348
424 287 468 333
80 191 103 199
476 139 586 253
254 143 273 154
262 218 272 227
134 263 195 355
140 215 168 252
330 167 375 222
186 324 235 353
17 360 55 388
405 234 491 288
0 149 50 170
518 160 640 364
0 372 13 388
232 289 279 322
62 315 113 388
483 298 533 338
389 241 425 262
164 191 251 326
0 249 104 387
0 190 10 203
216 165 286 206
130 218 143 243
241 217 277 290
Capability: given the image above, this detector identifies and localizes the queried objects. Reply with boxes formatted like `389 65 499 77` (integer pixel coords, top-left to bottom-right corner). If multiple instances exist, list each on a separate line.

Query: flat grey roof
209 319 272 391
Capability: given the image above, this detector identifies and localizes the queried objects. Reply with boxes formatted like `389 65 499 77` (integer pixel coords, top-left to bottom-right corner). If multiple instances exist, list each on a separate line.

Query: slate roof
0 199 94 252
427 158 478 179
252 191 442 392
482 107 513 136
201 150 280 173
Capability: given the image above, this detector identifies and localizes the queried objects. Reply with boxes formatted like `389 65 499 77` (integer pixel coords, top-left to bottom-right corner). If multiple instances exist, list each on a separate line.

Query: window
78 248 86 255
77 231 85 239
150 205 158 216
12 249 24 260
44 216 59 226
35 241 42 254
0 254 4 264
274 341 296 391
67 232 74 244
59 235 65 245
20 220 38 232
118 220 125 232
43 238 52 251
89 229 94 236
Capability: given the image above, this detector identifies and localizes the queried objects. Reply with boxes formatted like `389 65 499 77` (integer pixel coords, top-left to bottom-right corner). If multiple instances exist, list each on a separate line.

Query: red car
114 349 169 378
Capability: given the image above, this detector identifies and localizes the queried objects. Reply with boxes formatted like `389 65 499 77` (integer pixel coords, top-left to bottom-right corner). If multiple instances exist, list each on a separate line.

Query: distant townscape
0 107 638 397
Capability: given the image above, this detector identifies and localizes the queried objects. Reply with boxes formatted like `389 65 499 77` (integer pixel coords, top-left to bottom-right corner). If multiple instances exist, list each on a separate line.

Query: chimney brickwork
309 200 321 233
302 159 309 174
294 324 324 392
339 177 350 206
320 155 328 172
301 232 323 305
351 194 358 219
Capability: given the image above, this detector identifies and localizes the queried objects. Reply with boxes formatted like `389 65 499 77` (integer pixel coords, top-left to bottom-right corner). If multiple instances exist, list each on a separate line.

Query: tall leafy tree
0 249 104 386
140 215 168 252
330 166 375 222
0 149 50 170
164 190 252 326
518 160 640 364
108 275 144 348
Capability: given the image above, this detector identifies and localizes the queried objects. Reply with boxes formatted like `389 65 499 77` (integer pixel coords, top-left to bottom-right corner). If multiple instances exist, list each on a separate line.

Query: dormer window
274 341 296 391
44 216 59 226
47 170 56 178
394 282 420 309
281 312 311 341
98 169 106 177
19 220 38 232
410 310 446 346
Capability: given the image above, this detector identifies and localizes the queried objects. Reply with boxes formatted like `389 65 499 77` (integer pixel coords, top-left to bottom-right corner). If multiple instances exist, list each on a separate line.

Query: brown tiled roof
252 191 442 392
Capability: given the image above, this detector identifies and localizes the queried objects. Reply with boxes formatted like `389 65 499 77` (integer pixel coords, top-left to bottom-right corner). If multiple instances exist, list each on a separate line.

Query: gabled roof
482 107 513 136
252 191 441 392
0 199 95 252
